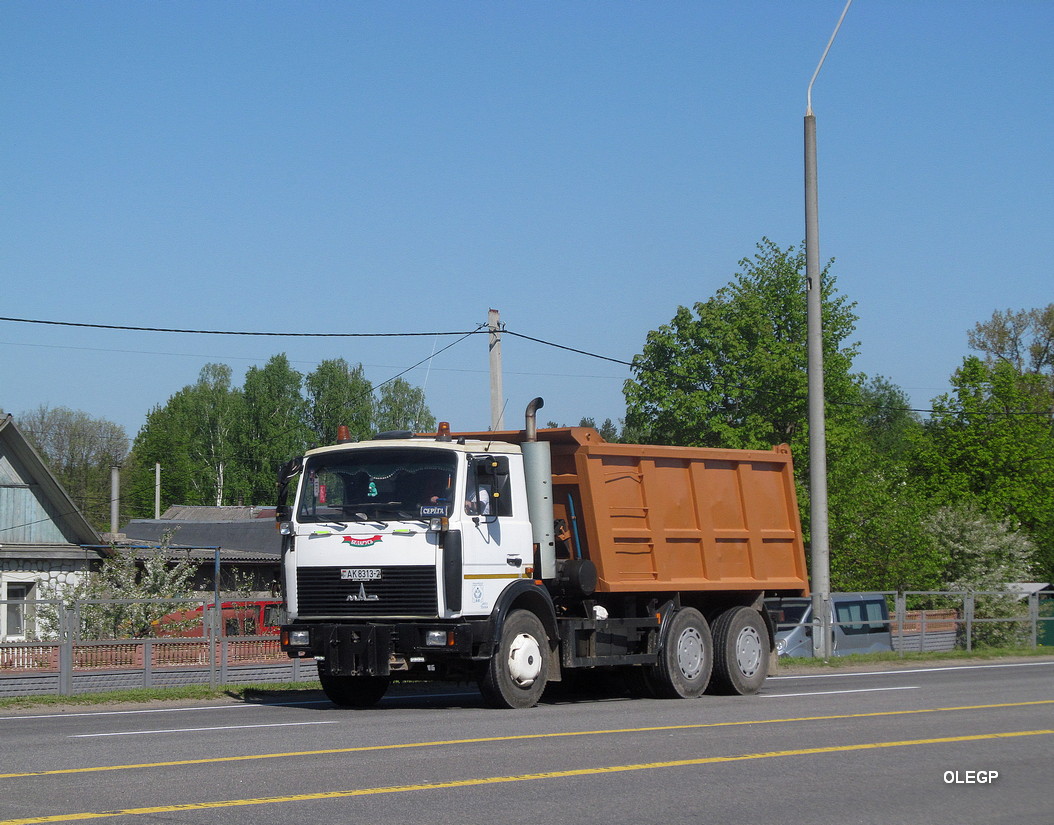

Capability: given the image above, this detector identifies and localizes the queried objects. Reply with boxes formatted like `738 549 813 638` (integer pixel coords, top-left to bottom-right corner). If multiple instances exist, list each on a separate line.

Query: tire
622 665 660 699
650 607 713 699
479 609 550 709
318 670 390 708
709 606 769 695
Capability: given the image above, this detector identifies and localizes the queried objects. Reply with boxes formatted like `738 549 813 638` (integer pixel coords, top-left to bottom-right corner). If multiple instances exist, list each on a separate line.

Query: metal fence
783 590 1054 657
1 591 1052 698
0 598 315 698
893 590 1054 651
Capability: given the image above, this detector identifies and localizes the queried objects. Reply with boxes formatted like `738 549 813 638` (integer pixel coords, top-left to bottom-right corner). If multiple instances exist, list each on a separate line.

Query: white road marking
765 685 920 698
70 720 340 738
1 700 330 722
768 660 1054 680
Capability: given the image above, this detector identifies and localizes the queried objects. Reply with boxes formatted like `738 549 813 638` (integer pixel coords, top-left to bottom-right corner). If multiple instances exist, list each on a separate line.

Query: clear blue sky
2 2 1051 440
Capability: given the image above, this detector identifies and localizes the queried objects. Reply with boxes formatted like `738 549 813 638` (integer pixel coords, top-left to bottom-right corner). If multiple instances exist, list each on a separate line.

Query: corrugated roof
160 505 276 521
120 519 282 557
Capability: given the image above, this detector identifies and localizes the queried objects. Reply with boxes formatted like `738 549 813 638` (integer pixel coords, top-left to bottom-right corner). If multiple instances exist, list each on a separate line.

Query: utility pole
488 308 505 430
154 463 161 519
109 465 121 537
805 0 852 659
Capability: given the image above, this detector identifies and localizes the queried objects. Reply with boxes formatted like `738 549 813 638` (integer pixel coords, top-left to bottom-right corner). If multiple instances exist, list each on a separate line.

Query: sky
2 1 1051 444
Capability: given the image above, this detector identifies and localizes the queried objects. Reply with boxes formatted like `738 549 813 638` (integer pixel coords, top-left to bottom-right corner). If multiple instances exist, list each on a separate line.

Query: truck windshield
297 448 457 524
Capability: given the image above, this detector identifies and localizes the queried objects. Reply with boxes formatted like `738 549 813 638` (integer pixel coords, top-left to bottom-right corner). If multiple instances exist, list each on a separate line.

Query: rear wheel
479 609 550 709
709 606 769 695
650 607 712 699
318 670 390 708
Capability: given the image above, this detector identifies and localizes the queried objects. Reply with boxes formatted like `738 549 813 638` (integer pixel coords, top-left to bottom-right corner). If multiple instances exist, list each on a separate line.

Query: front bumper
280 620 491 676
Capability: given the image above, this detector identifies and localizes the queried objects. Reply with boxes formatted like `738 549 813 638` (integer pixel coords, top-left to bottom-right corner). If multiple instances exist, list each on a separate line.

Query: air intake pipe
522 398 556 580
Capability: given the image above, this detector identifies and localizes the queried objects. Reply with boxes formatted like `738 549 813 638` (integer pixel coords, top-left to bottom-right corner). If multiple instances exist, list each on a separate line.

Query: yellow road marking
1 729 1051 824
1 699 1050 780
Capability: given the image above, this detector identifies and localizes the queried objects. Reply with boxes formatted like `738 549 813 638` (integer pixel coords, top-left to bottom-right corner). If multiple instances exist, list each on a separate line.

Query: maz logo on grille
340 568 382 581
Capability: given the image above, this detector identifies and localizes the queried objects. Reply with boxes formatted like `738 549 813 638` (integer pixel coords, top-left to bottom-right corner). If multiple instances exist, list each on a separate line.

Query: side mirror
278 457 304 484
276 457 304 521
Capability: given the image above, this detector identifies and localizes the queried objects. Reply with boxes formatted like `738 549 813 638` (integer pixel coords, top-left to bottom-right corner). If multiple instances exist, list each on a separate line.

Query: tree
620 239 957 591
856 375 924 462
126 364 244 512
915 356 1054 580
827 428 943 593
623 238 861 458
968 304 1054 378
304 358 374 444
36 535 197 640
578 416 621 442
922 504 1038 647
17 405 129 532
240 355 312 504
125 356 437 515
622 238 862 538
374 378 435 433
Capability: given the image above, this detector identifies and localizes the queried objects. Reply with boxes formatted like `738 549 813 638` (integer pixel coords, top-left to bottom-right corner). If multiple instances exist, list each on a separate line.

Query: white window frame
2 577 37 641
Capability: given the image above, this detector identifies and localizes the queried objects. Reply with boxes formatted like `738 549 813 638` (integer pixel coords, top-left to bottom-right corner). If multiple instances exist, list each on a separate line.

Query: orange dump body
458 427 809 596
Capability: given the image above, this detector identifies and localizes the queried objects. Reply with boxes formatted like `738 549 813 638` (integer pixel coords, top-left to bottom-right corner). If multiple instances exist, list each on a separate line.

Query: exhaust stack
522 398 555 580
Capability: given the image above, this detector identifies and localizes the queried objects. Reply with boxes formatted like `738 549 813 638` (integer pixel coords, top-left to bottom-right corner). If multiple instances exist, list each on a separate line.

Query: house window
5 583 32 638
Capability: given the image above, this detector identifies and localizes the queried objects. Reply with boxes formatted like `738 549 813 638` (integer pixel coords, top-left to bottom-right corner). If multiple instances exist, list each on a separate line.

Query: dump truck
278 398 808 708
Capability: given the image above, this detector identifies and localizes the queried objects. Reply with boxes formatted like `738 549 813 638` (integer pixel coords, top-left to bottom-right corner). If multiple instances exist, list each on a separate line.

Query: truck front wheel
709 606 769 695
318 671 390 708
651 607 713 699
479 609 550 709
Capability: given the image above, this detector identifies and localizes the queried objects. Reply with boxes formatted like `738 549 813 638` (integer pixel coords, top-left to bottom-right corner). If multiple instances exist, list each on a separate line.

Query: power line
374 324 487 389
5 314 1053 419
0 316 482 338
502 330 634 368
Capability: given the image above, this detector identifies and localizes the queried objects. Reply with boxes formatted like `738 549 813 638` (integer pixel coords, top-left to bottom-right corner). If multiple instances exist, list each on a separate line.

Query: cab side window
469 456 512 518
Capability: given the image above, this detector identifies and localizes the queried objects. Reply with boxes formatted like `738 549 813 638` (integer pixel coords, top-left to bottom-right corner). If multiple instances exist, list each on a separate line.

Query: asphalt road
1 659 1052 825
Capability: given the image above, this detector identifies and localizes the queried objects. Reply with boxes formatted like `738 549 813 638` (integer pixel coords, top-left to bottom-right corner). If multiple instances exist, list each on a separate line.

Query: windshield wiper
354 512 389 529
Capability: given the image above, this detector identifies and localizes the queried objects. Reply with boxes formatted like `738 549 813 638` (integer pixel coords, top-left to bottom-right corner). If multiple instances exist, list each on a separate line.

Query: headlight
425 630 447 647
286 629 311 647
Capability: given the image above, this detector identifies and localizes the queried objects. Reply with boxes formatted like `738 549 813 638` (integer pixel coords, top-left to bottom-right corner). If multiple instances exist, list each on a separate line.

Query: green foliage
826 378 939 591
125 364 246 512
916 356 1054 579
924 503 1036 589
968 303 1054 379
125 356 435 512
922 504 1038 646
374 378 435 433
856 375 923 462
240 355 313 504
624 238 860 458
577 416 621 442
620 238 956 592
828 439 944 593
304 358 373 443
36 535 198 640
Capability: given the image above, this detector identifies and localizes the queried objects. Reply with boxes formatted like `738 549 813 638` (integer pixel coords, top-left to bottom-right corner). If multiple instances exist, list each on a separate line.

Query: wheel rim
507 632 543 687
675 626 705 681
735 625 763 677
